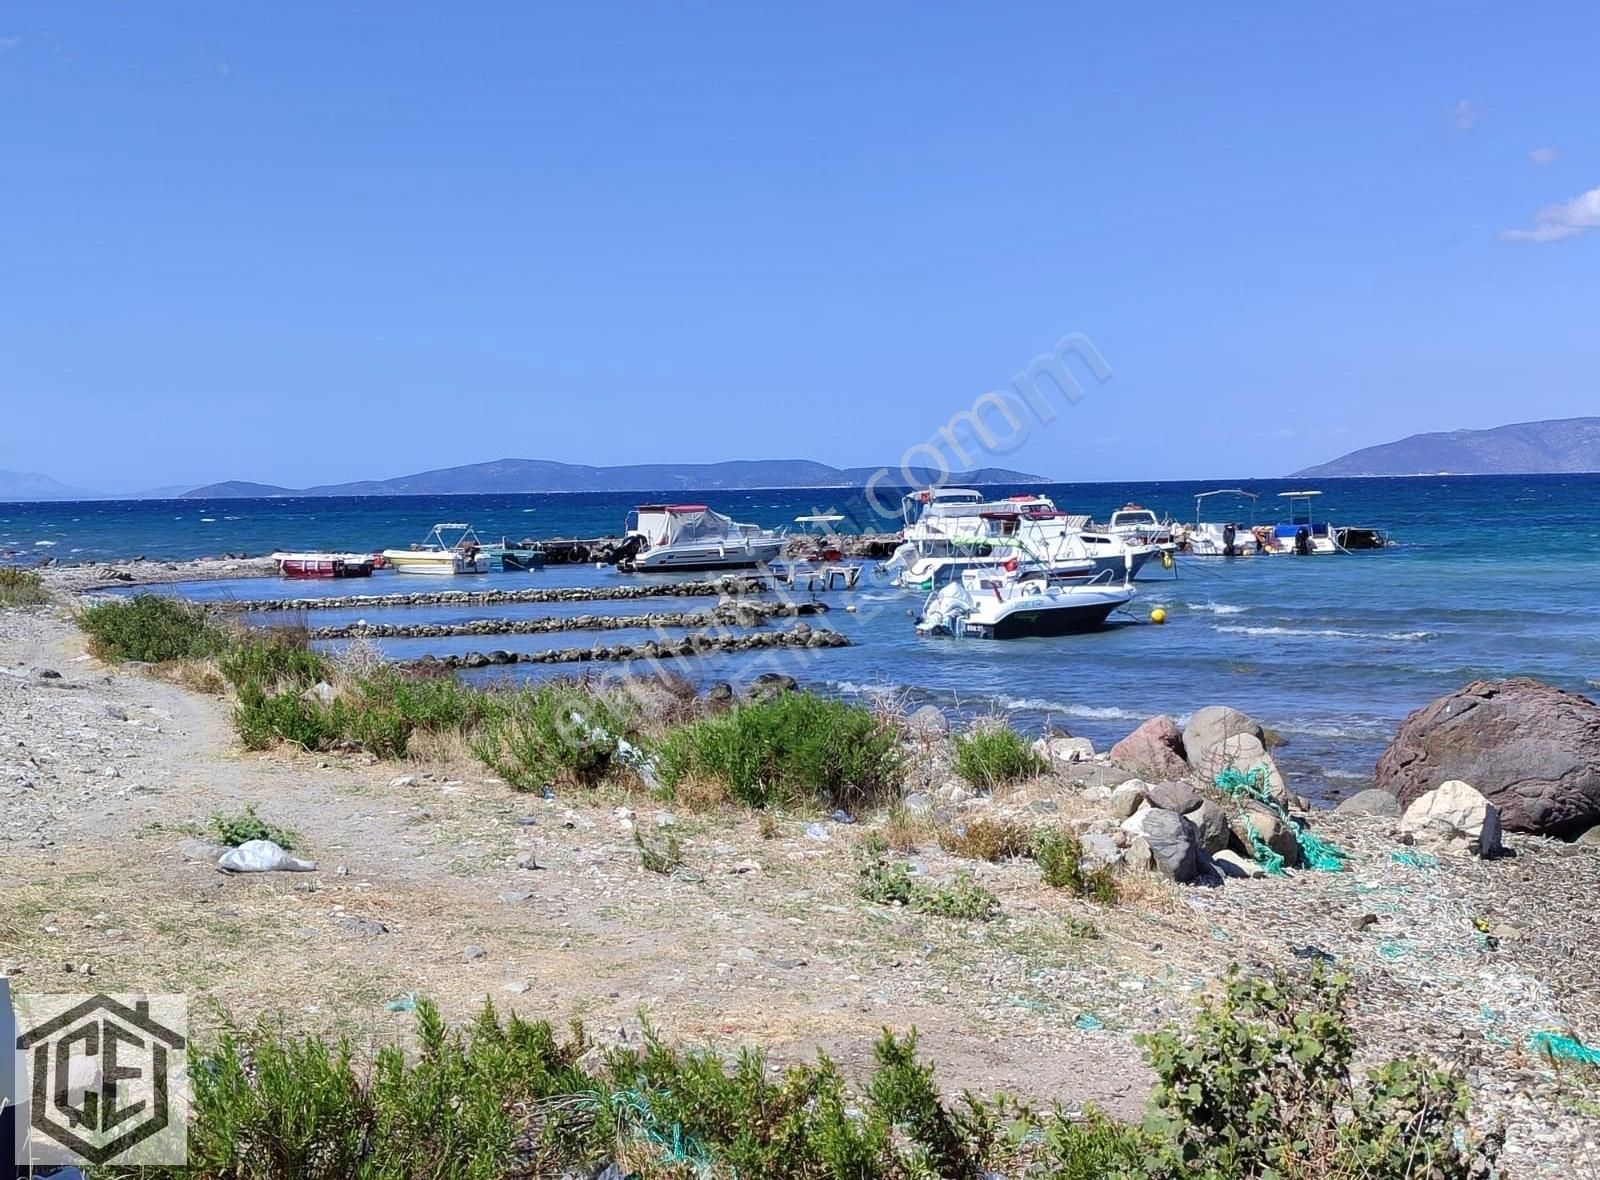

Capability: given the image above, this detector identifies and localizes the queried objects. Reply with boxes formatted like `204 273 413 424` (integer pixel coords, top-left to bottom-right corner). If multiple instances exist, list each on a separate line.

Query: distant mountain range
180 459 1051 499
1293 417 1600 478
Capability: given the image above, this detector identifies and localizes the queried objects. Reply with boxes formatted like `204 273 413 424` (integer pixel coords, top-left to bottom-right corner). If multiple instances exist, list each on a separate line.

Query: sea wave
33 540 56 547
1215 624 1434 642
999 697 1144 720
1186 601 1247 615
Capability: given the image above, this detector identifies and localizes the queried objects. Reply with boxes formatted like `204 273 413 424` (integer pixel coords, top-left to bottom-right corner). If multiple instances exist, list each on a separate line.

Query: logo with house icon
12 992 188 1166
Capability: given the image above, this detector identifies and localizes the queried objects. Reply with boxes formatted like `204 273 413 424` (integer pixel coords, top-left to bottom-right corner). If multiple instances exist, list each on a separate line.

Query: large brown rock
1110 714 1189 780
1375 679 1600 837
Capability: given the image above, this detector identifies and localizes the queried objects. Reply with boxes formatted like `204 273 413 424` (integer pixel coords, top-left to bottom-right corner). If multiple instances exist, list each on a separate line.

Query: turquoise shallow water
18 474 1600 800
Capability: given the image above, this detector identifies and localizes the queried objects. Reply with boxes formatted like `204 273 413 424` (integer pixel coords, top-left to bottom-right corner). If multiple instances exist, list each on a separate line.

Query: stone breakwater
223 576 771 613
308 600 827 640
782 533 901 559
401 624 849 669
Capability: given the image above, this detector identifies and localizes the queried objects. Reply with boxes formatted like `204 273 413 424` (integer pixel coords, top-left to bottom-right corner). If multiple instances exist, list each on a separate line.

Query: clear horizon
3 5 1596 490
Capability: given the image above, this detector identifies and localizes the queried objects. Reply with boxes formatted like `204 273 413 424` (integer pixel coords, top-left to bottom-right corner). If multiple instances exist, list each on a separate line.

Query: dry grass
883 804 936 852
331 632 387 680
151 658 229 695
665 772 734 814
937 816 1036 862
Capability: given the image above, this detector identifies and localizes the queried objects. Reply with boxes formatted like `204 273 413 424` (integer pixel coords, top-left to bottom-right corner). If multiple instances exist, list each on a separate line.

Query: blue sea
7 475 1599 802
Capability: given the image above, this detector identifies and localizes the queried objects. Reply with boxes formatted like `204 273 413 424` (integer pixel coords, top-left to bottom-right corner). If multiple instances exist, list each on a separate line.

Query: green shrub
0 567 47 608
218 629 330 692
104 970 1492 1180
634 827 684 875
233 686 343 753
655 691 902 811
953 724 1045 789
209 804 298 850
1139 966 1490 1179
857 835 999 921
1033 828 1119 904
77 594 227 663
471 680 637 789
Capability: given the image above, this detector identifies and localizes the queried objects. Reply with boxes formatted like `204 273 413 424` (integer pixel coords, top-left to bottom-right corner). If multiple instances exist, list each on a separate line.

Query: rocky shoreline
400 623 850 670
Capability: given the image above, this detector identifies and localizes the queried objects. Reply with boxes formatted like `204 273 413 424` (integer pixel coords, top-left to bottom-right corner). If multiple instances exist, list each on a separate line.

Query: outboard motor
1295 526 1311 556
610 533 646 569
1222 522 1237 557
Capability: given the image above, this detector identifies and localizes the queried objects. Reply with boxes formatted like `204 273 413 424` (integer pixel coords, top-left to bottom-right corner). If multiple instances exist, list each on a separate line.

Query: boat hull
624 539 785 572
961 598 1123 639
896 549 1151 590
499 550 546 571
280 559 374 579
381 550 489 575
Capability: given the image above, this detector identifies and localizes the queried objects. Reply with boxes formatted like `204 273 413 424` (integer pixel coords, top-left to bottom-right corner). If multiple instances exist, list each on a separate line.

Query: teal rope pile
1214 765 1347 873
610 1088 714 1176
1530 1031 1600 1067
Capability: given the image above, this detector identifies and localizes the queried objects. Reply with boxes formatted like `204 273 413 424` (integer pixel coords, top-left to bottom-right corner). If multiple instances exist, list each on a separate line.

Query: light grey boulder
1212 849 1268 879
1184 800 1232 854
301 681 338 707
905 705 949 738
1033 735 1095 764
1146 780 1202 814
1120 808 1200 882
1079 832 1124 870
1107 780 1148 820
1399 780 1503 857
1336 788 1403 818
1182 706 1263 767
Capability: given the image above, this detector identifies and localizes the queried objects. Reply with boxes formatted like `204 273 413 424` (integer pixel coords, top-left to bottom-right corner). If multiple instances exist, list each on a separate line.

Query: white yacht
884 492 1158 589
617 504 784 572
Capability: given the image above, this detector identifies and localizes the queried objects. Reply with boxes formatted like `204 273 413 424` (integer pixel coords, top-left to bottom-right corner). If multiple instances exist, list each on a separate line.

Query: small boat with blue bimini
1178 489 1389 556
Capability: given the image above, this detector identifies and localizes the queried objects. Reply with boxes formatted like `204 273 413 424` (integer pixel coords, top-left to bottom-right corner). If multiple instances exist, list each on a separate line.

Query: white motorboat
885 500 1158 589
916 565 1135 639
1178 490 1390 556
617 504 784 572
381 523 491 575
1102 504 1176 547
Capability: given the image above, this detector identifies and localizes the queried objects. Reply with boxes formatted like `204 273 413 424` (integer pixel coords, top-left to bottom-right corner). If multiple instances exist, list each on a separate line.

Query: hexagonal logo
10 992 188 1166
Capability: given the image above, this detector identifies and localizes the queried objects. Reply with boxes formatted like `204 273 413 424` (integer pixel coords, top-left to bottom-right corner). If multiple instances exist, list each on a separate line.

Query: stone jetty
308 599 827 640
401 624 849 669
224 575 772 613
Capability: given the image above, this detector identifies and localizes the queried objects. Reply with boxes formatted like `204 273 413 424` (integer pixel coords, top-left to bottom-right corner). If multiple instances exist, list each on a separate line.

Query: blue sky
2 4 1596 490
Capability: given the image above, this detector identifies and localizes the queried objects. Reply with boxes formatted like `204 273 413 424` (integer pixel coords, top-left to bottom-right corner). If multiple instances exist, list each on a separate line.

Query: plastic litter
1389 848 1440 870
1530 1030 1600 1066
385 992 418 1013
217 839 316 873
1074 1012 1104 1031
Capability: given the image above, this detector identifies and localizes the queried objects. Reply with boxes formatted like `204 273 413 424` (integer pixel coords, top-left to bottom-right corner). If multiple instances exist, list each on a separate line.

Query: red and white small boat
271 552 379 579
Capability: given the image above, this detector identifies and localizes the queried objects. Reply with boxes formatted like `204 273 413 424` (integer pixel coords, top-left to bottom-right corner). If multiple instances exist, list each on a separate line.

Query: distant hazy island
0 459 1049 502
1294 417 1600 478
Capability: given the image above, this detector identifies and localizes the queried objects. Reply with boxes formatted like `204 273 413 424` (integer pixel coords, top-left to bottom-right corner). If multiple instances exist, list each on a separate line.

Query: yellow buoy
1149 607 1167 625
1160 550 1174 570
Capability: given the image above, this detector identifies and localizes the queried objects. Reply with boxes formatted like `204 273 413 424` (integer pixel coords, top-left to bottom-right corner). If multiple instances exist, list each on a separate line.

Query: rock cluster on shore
222 575 774 613
1375 677 1600 838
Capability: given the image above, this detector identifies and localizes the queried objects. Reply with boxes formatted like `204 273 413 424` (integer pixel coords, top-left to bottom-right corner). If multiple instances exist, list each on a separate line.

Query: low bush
655 691 902 811
0 567 47 607
634 827 684 875
209 804 298 850
1033 828 1119 904
953 723 1045 789
106 969 1493 1180
77 594 227 663
857 835 1000 921
233 686 344 753
938 816 1035 861
471 680 638 790
218 628 330 693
